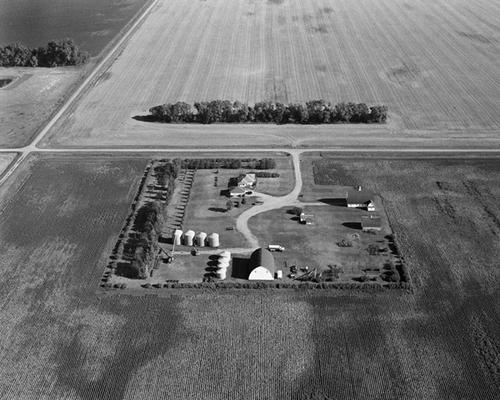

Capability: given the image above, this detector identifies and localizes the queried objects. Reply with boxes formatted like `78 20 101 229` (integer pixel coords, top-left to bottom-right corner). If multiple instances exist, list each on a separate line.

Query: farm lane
235 152 303 247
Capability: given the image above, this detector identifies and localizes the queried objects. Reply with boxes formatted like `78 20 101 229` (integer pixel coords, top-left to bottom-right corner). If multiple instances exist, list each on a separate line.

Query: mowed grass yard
44 0 500 148
0 154 498 398
178 155 294 248
248 205 394 280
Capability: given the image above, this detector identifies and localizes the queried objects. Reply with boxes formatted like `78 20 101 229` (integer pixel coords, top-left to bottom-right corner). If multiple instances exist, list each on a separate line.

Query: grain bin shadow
208 207 227 213
231 257 250 279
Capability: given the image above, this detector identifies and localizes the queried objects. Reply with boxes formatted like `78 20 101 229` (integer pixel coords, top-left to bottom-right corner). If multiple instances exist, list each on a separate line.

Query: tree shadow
115 262 137 279
132 115 158 122
318 198 347 207
231 257 250 279
208 207 227 213
343 222 361 230
159 236 172 244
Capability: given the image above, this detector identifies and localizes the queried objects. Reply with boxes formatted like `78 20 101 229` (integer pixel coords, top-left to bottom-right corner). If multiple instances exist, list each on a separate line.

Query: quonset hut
248 248 275 280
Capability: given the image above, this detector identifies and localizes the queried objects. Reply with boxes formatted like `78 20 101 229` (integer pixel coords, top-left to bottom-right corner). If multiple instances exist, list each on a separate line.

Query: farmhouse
346 186 375 210
229 187 249 197
237 173 256 188
361 215 382 232
248 248 275 280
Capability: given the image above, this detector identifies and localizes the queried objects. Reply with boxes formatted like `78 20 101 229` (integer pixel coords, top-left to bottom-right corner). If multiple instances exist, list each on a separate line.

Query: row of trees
123 202 165 279
148 100 388 124
176 158 276 170
0 39 89 67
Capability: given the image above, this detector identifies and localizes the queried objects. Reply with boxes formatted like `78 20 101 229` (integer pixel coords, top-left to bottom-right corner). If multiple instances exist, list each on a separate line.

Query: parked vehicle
268 244 285 252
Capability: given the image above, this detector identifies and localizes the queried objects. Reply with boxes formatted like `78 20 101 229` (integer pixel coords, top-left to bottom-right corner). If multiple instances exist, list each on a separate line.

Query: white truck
268 244 285 252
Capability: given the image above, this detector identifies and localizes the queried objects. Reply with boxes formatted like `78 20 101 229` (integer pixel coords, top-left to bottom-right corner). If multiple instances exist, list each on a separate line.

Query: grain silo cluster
172 230 220 247
216 251 231 280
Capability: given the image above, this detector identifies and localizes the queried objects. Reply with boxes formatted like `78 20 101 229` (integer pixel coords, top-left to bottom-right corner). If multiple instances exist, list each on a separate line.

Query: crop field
44 0 500 148
0 154 498 398
0 0 150 56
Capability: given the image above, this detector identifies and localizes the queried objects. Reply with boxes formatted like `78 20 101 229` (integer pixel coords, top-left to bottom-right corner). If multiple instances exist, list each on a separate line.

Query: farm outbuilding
195 232 207 247
207 232 220 247
248 248 275 280
183 230 195 246
346 186 375 210
361 215 382 232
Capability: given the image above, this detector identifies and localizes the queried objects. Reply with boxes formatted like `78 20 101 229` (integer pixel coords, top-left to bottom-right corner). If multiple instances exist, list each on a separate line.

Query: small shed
207 232 220 248
300 213 315 225
248 248 275 280
361 215 382 232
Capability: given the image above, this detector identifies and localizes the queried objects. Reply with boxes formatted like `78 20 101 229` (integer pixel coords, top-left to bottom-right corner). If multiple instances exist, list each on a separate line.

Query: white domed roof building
248 248 275 280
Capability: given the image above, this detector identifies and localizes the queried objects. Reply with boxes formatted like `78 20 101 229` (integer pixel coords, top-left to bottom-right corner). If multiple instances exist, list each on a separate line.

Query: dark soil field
0 154 498 399
0 0 150 56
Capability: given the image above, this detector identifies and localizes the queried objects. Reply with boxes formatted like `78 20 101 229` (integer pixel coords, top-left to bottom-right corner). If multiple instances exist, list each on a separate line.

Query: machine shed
248 248 275 280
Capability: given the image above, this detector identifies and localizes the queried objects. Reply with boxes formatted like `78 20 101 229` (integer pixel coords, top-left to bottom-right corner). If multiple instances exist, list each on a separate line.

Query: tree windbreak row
148 100 388 124
0 39 89 67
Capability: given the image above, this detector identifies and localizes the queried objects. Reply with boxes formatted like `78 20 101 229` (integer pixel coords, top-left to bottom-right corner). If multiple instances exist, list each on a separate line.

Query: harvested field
44 0 500 148
0 154 498 398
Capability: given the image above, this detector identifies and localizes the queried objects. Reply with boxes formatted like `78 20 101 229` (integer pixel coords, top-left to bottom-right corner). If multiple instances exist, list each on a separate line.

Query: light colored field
43 0 500 148
0 67 80 147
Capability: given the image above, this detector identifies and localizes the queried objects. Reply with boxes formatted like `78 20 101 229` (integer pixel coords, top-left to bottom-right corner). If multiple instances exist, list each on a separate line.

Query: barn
346 186 375 210
248 248 275 280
